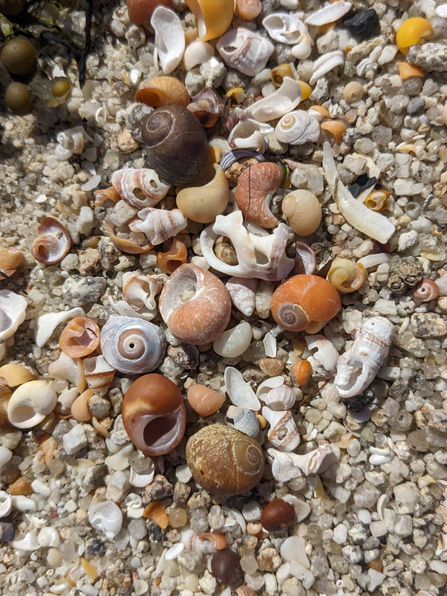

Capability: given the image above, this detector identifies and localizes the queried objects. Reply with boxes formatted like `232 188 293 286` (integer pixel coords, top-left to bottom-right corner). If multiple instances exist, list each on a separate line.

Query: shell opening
143 405 184 451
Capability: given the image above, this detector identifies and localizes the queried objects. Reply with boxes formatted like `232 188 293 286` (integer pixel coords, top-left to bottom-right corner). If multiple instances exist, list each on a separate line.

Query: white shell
275 110 321 145
31 478 51 496
268 443 333 482
49 351 85 392
262 407 300 452
0 490 12 518
112 168 170 209
101 316 167 375
181 529 216 554
305 335 339 375
11 495 36 512
226 277 257 317
228 118 274 153
11 530 40 551
226 405 260 438
435 4 447 18
130 208 187 246
7 380 57 429
323 142 395 244
111 273 162 322
83 355 116 396
369 447 393 465
55 126 92 160
105 443 134 471
0 446 13 468
213 320 252 358
256 375 284 400
0 289 27 342
262 13 308 44
224 366 261 411
38 527 61 548
200 211 295 281
243 77 302 123
217 28 274 77
305 1 352 26
88 501 123 540
334 316 394 398
309 50 344 86
129 467 155 488
184 41 214 70
262 385 296 411
291 35 313 60
151 6 185 74
34 307 85 348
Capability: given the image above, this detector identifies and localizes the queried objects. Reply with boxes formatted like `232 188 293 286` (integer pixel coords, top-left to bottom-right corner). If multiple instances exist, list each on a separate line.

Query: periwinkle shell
142 104 208 185
186 425 264 497
211 549 244 585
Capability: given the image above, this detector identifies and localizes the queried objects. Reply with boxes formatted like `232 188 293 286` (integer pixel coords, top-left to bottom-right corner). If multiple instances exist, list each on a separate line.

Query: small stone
348 523 369 545
369 521 386 537
398 230 418 252
341 544 363 564
333 524 348 545
387 255 423 292
110 201 138 227
173 481 191 505
145 475 173 502
368 569 386 591
61 275 107 307
128 518 147 540
116 130 139 154
63 424 87 455
393 482 420 514
109 415 130 445
407 43 447 72
83 463 108 492
169 507 187 528
353 482 380 508
411 313 447 338
427 409 447 433
0 521 14 543
342 9 380 39
167 345 199 370
190 507 208 535
290 164 324 196
147 521 164 542
393 514 412 537
187 490 211 510
259 358 284 377
257 547 282 572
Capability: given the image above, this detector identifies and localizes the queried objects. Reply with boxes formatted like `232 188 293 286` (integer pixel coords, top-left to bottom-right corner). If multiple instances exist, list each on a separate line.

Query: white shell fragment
213 320 252 358
55 126 92 160
268 443 333 482
323 142 396 244
0 446 13 468
275 110 321 145
262 407 300 451
89 501 123 539
334 316 395 399
262 13 308 44
151 6 185 74
243 77 302 123
7 380 57 429
305 335 339 375
110 273 162 322
49 351 85 392
305 2 352 26
435 4 447 18
217 28 274 76
0 289 27 342
34 307 85 348
112 168 171 209
130 208 187 246
224 366 261 411
0 491 12 518
309 50 344 86
228 118 274 153
183 41 214 70
226 277 257 317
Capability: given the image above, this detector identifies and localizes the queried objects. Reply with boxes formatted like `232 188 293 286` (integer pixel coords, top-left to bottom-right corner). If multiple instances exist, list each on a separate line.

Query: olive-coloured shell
281 190 322 236
1 38 36 75
5 82 32 115
186 425 264 497
135 76 190 108
261 498 296 532
142 104 208 185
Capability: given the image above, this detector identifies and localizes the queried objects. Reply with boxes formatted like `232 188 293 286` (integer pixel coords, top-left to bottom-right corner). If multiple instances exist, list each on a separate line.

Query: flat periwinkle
185 425 264 497
142 104 208 185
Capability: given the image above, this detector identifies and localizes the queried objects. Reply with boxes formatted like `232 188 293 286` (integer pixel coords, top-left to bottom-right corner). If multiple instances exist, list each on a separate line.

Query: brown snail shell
186 425 264 497
142 104 208 185
234 162 283 228
187 87 223 128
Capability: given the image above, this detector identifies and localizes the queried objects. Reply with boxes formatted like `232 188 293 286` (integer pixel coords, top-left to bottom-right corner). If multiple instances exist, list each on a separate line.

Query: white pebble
175 463 193 483
88 501 123 540
11 495 36 512
280 536 309 568
242 500 262 522
0 446 13 468
333 523 348 544
31 479 51 497
358 509 372 524
63 424 87 455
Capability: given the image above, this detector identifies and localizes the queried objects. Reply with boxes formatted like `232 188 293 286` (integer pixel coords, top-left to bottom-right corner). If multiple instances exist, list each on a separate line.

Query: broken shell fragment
262 407 300 451
243 77 302 123
176 164 229 224
135 76 190 107
107 224 153 255
185 0 234 41
7 380 57 429
228 118 274 153
183 41 215 71
151 6 185 74
320 120 347 145
157 238 188 274
262 13 308 45
34 307 85 348
187 87 223 128
71 389 94 421
309 51 344 86
0 364 35 388
83 355 116 396
262 386 296 411
59 317 100 358
112 168 171 209
31 217 71 265
235 162 284 228
275 110 321 146
327 258 366 293
49 351 86 393
120 272 162 320
0 289 27 342
89 501 123 539
0 247 22 279
305 1 352 26
217 28 274 77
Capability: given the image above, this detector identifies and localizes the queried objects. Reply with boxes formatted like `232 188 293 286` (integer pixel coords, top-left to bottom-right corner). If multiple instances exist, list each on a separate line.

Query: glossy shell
59 317 100 358
413 279 439 302
135 76 190 108
261 498 296 532
185 0 234 41
186 425 264 497
100 316 166 374
142 104 208 185
31 217 71 265
0 247 23 279
187 87 223 128
151 6 185 74
157 238 188 274
282 190 322 236
327 258 366 293
236 0 262 21
396 18 434 55
176 164 229 223
235 163 283 228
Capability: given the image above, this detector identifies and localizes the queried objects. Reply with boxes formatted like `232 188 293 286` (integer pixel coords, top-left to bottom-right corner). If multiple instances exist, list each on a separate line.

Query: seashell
105 443 134 471
271 274 341 333
187 87 223 128
55 126 91 160
228 118 273 153
122 272 162 320
275 110 320 145
261 498 296 532
226 277 257 317
89 501 123 539
143 500 168 528
268 443 333 482
31 217 71 265
271 63 293 86
309 50 344 86
293 242 316 276
187 384 226 417
262 13 308 45
181 529 216 554
291 360 312 386
47 548 63 568
0 491 12 518
111 168 171 210
305 335 338 375
327 258 365 293
226 405 260 439
130 466 155 488
7 380 57 429
59 317 100 358
236 0 262 21
0 247 22 279
262 385 296 411
142 104 208 185
11 495 36 512
235 162 283 228
224 366 261 411
158 238 188 274
321 120 347 145
107 223 153 255
243 77 302 123
211 549 244 585
291 34 313 60
127 0 174 26
129 208 187 246
38 527 60 548
135 76 190 108
0 385 12 429
322 142 395 244
307 105 331 121
305 1 352 26
364 190 392 212
217 28 274 77
200 211 295 281
183 41 215 71
176 164 229 223
101 316 166 375
185 0 234 41
186 425 264 497
396 18 434 55
219 149 264 171
34 307 85 348
343 81 364 103
214 320 252 358
334 316 394 399
282 190 322 237
413 279 439 302
201 532 227 551
159 263 232 345
122 373 186 456
151 7 185 74
262 407 300 451
49 351 86 392
71 388 94 421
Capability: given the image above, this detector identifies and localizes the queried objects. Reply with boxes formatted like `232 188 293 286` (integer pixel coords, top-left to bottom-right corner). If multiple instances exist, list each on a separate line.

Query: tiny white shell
291 35 313 60
224 366 261 411
0 289 27 342
275 110 320 145
262 407 300 451
305 1 352 26
38 527 61 548
31 479 51 497
262 385 296 411
228 118 274 153
130 208 187 246
112 168 170 209
309 50 344 86
262 13 308 44
11 530 40 551
217 28 274 77
181 529 216 554
0 490 12 518
435 4 447 18
34 307 85 348
226 277 257 317
11 495 36 512
226 405 260 438
129 467 155 488
89 501 123 540
257 376 284 399
151 6 185 74
184 41 214 70
213 321 252 358
7 380 57 429
243 77 302 123
305 335 339 375
55 126 92 160
47 548 63 568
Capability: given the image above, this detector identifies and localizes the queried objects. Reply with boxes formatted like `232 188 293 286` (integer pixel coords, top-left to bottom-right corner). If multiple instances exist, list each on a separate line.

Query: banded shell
262 13 308 45
217 28 274 77
262 407 300 452
309 50 344 86
275 111 320 145
151 6 185 74
135 77 190 107
130 208 187 246
262 386 296 411
112 168 171 209
226 406 260 439
234 162 283 228
31 217 71 265
7 380 57 429
100 316 167 375
83 355 116 396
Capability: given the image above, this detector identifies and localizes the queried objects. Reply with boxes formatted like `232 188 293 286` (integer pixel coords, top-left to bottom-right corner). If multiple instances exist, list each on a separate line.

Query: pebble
411 313 447 338
128 519 147 541
63 424 87 455
341 544 363 564
342 9 380 39
407 43 447 72
333 524 348 545
61 275 107 306
393 482 420 514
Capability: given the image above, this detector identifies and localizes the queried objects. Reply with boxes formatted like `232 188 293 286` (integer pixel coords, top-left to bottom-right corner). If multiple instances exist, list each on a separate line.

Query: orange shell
185 0 234 41
291 360 312 386
396 18 434 55
71 389 94 421
200 532 227 550
157 238 188 274
107 224 153 255
143 500 168 528
136 77 190 108
93 186 120 206
398 62 425 80
187 384 226 417
0 247 23 280
59 318 100 358
235 0 262 20
271 274 341 332
321 120 347 145
128 0 174 26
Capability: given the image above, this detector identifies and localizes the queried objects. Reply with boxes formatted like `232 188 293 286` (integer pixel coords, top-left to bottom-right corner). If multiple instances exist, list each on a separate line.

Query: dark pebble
347 175 377 198
85 538 107 556
407 98 425 116
343 9 380 39
211 549 244 585
0 521 14 543
147 521 164 542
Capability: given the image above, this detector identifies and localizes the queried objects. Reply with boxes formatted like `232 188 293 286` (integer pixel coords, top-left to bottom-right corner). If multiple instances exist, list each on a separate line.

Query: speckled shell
100 316 166 375
235 162 283 228
186 425 264 497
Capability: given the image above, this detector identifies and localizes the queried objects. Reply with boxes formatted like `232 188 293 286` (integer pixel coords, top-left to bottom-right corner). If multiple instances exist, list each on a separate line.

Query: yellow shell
327 258 365 293
364 190 392 212
396 18 434 55
176 163 229 223
185 0 234 41
0 364 35 387
226 87 246 103
298 81 312 102
135 76 190 107
271 64 293 86
281 190 322 236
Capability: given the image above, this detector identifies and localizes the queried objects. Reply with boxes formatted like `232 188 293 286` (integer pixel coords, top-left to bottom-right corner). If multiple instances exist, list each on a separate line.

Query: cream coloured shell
262 386 296 411
130 208 187 246
275 111 320 145
262 407 300 452
305 1 352 26
183 41 215 70
7 380 57 429
228 118 274 152
281 190 322 236
224 366 261 411
309 50 344 86
176 164 229 224
226 277 257 317
100 316 167 375
0 289 27 342
151 6 185 74
243 77 302 123
262 13 308 44
83 355 116 396
89 501 123 539
112 168 171 209
117 273 162 321
217 28 274 77
213 321 252 358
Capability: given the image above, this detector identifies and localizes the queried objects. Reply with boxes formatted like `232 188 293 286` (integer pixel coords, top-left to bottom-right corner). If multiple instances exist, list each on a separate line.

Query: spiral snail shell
100 316 167 374
31 217 71 265
142 104 208 185
59 317 100 358
135 76 190 108
186 425 265 497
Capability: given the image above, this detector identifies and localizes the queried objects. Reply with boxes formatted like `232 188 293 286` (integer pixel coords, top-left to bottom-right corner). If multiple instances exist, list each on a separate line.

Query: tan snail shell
142 104 208 185
159 263 232 345
59 317 100 358
122 373 186 456
31 217 71 265
282 190 322 236
7 380 57 429
234 162 284 228
186 425 265 497
107 224 153 255
0 247 23 279
271 63 293 86
327 258 366 293
135 76 190 108
176 164 229 224
187 87 223 128
157 238 188 274
100 316 167 374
